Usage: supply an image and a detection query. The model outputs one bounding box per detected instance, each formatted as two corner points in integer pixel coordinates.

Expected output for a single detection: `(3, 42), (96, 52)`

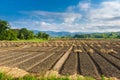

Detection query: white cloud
(89, 0), (120, 20)
(64, 13), (82, 23)
(10, 0), (120, 32)
(20, 10), (82, 24)
(86, 0), (120, 32)
(78, 2), (90, 11)
(67, 6), (75, 12)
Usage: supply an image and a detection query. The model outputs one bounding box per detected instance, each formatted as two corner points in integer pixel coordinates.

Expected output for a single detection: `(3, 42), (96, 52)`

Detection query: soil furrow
(28, 47), (68, 73)
(26, 52), (56, 71)
(89, 48), (120, 78)
(0, 52), (28, 62)
(11, 52), (45, 67)
(109, 54), (120, 60)
(92, 46), (120, 70)
(78, 45), (101, 79)
(0, 52), (37, 65)
(60, 46), (77, 75)
(77, 52), (81, 74)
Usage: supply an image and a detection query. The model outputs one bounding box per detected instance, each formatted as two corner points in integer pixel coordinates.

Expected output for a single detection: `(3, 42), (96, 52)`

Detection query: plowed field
(0, 40), (120, 79)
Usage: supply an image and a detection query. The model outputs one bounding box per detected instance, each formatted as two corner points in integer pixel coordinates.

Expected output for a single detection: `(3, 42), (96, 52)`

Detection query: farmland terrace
(0, 40), (120, 79)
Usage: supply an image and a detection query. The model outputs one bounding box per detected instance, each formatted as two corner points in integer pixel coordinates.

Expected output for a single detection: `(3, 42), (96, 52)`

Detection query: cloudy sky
(0, 0), (120, 32)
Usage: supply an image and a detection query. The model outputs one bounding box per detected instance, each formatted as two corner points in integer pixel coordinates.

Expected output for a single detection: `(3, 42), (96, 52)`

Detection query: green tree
(0, 20), (18, 40)
(44, 33), (49, 40)
(37, 32), (49, 40)
(0, 20), (10, 33)
(42, 33), (49, 39)
(37, 32), (43, 38)
(18, 28), (34, 40)
(8, 30), (17, 40)
(26, 31), (34, 39)
(110, 33), (118, 39)
(1, 30), (17, 40)
(117, 34), (120, 38)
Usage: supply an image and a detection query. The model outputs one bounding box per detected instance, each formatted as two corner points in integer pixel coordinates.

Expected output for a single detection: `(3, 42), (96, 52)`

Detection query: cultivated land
(0, 39), (120, 79)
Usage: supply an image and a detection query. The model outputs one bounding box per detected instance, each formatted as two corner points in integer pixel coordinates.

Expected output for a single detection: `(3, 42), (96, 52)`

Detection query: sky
(0, 0), (120, 32)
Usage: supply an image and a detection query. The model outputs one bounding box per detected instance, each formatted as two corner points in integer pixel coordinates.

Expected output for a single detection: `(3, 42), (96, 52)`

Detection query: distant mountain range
(33, 30), (91, 37)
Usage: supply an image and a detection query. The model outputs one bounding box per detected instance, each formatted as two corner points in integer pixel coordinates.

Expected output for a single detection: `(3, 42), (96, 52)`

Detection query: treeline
(0, 20), (49, 40)
(73, 32), (120, 39)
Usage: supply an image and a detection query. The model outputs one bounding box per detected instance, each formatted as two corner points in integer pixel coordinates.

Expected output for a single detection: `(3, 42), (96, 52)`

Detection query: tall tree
(37, 32), (43, 38)
(0, 20), (11, 40)
(18, 28), (34, 40)
(0, 20), (10, 33)
(37, 32), (49, 40)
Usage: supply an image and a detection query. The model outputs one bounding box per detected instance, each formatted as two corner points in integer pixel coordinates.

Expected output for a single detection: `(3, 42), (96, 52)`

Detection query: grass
(0, 72), (13, 80)
(0, 73), (70, 80)
(0, 72), (116, 80)
(2, 39), (48, 42)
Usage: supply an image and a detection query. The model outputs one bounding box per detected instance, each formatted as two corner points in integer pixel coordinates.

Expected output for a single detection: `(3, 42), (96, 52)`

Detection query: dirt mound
(0, 66), (29, 78)
(100, 49), (118, 54)
(45, 70), (59, 77)
(107, 49), (118, 54)
(87, 48), (94, 54)
(74, 49), (82, 53)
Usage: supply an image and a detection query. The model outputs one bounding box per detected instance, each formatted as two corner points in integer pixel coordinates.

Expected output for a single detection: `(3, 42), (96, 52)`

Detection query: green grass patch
(0, 72), (117, 80)
(76, 76), (96, 80)
(0, 72), (13, 80)
(3, 39), (48, 42)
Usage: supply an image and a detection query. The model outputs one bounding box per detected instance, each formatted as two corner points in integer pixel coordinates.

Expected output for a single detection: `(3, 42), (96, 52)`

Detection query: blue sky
(0, 0), (120, 32)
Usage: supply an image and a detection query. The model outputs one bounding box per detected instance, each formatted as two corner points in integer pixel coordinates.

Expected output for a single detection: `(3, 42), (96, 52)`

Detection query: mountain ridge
(33, 30), (91, 37)
(33, 30), (120, 37)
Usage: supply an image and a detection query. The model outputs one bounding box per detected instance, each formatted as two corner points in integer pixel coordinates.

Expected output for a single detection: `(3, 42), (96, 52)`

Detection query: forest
(73, 32), (120, 39)
(0, 20), (49, 40)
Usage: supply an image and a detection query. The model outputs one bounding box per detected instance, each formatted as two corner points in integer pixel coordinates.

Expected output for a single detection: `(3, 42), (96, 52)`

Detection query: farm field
(0, 40), (120, 79)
